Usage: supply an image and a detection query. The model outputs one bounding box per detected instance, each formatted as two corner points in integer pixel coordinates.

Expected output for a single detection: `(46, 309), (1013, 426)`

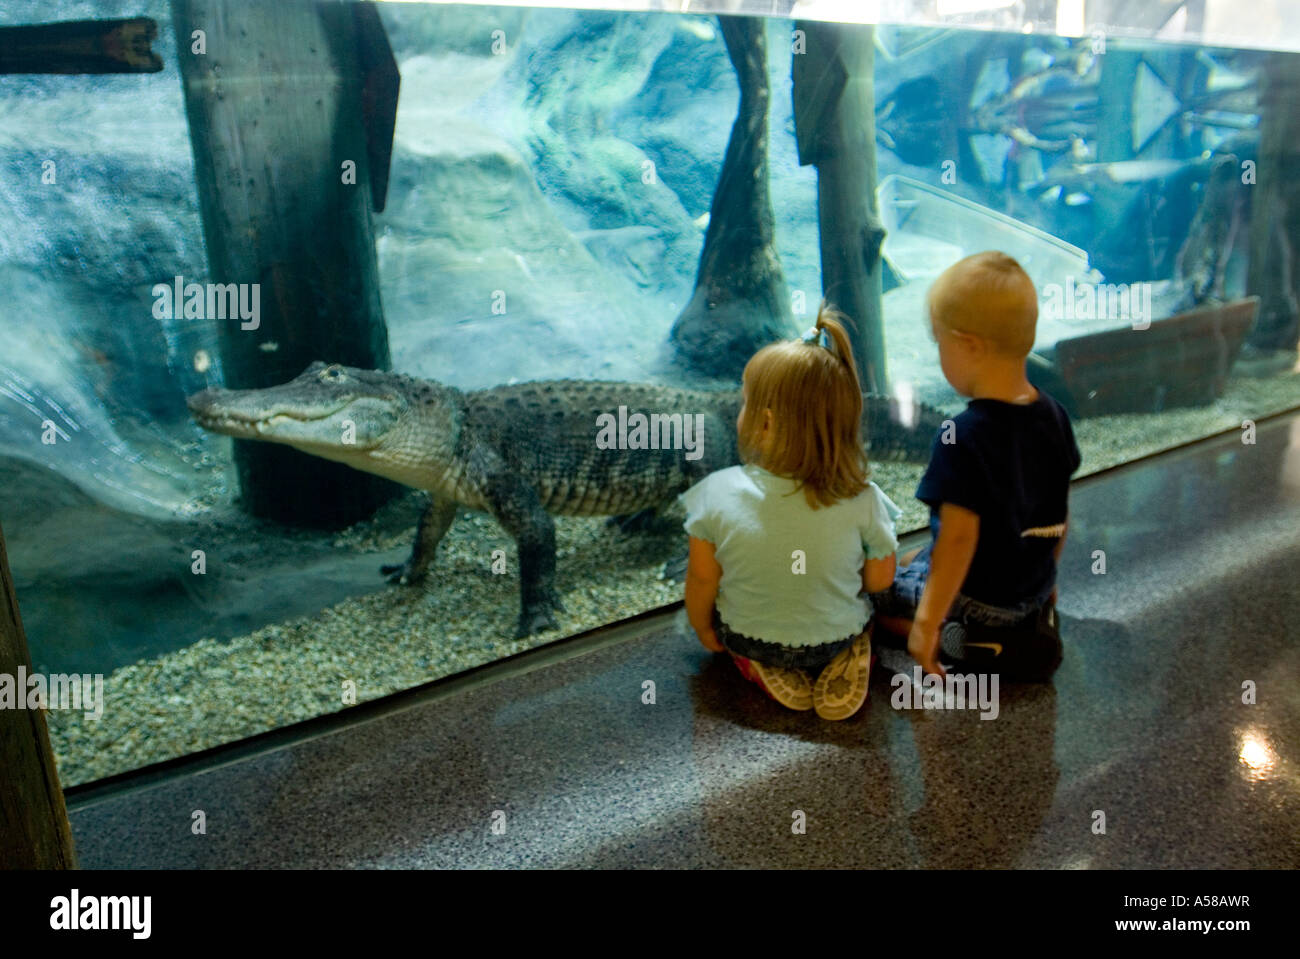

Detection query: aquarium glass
(2, 0), (1298, 785)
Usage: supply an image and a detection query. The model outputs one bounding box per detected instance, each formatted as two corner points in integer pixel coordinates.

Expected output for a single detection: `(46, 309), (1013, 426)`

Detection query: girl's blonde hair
(737, 303), (869, 509)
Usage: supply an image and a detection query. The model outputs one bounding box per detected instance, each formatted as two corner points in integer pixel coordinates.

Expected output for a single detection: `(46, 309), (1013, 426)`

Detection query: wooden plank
(0, 17), (162, 74)
(1054, 297), (1257, 417)
(0, 519), (77, 869)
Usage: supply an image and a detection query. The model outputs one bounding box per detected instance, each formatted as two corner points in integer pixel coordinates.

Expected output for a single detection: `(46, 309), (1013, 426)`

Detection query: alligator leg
(381, 494), (458, 584)
(468, 446), (565, 638)
(661, 550), (689, 584)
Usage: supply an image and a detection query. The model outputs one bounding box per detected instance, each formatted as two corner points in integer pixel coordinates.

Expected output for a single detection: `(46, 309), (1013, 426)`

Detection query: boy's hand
(908, 619), (946, 677)
(698, 628), (726, 653)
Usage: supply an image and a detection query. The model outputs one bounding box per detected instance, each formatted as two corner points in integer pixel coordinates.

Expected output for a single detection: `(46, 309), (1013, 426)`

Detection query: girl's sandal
(813, 627), (873, 720)
(731, 655), (814, 711)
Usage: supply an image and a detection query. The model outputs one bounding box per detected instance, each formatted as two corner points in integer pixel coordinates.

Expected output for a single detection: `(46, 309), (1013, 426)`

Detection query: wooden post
(1245, 52), (1300, 352)
(792, 21), (887, 394)
(0, 520), (77, 869)
(171, 0), (398, 528)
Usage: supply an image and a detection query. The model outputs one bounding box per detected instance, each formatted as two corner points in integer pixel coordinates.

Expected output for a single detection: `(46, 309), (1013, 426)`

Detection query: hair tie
(800, 325), (832, 351)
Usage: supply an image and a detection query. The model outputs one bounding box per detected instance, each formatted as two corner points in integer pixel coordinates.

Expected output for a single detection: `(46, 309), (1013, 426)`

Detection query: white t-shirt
(679, 464), (901, 647)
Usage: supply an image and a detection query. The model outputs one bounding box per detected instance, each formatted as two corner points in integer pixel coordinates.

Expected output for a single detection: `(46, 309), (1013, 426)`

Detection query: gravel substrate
(45, 370), (1300, 786)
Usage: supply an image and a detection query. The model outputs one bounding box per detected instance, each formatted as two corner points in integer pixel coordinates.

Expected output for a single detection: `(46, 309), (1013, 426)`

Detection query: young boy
(872, 251), (1081, 681)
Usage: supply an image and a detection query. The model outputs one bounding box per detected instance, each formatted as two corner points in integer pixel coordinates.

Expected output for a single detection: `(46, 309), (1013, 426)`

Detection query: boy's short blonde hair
(927, 251), (1038, 357)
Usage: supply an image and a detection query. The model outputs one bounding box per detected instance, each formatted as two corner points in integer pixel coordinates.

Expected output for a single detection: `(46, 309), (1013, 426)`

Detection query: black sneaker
(939, 620), (1006, 669)
(939, 604), (1063, 682)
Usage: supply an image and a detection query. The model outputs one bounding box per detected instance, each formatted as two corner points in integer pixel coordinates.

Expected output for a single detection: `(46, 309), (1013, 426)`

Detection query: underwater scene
(2, 0), (1298, 786)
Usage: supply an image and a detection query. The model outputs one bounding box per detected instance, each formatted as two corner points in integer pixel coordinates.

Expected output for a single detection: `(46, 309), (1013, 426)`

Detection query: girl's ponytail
(811, 302), (862, 398)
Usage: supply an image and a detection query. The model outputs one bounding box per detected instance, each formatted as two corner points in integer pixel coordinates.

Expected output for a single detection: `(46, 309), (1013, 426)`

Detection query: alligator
(188, 363), (945, 637)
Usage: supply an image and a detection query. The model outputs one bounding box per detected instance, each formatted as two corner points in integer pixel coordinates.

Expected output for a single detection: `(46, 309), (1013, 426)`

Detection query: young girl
(680, 305), (901, 720)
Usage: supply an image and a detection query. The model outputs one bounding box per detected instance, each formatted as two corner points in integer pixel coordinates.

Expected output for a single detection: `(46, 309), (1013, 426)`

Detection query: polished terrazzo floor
(67, 413), (1300, 868)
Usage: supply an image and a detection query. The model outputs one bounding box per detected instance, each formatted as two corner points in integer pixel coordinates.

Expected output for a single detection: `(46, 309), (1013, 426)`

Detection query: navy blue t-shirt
(916, 389), (1081, 606)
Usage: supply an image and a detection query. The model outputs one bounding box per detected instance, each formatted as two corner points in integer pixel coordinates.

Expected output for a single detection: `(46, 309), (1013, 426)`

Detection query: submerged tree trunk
(1245, 51), (1300, 352)
(0, 521), (77, 869)
(172, 0), (398, 527)
(670, 15), (793, 380)
(792, 21), (887, 394)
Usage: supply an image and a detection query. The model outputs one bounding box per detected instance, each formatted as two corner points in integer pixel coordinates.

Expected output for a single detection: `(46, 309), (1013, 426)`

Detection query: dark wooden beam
(792, 21), (887, 394)
(0, 520), (78, 869)
(353, 1), (399, 214)
(0, 17), (162, 74)
(172, 0), (398, 528)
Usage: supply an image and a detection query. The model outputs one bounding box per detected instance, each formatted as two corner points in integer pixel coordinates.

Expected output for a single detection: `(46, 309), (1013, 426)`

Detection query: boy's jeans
(868, 542), (1062, 680)
(868, 542), (1046, 629)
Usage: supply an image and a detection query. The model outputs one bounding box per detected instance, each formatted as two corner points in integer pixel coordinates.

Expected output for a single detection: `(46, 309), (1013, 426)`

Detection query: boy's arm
(1050, 516), (1068, 604)
(684, 535), (725, 652)
(909, 502), (980, 675)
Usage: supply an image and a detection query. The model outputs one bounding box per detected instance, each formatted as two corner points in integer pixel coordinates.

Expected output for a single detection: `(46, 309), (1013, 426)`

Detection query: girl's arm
(862, 554), (896, 594)
(685, 535), (725, 652)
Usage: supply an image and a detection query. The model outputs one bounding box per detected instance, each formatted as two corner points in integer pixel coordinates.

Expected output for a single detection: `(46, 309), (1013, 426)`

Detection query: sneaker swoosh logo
(965, 641), (1003, 655)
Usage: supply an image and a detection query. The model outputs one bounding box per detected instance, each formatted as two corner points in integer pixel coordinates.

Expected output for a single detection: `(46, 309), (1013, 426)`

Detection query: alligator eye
(320, 365), (344, 381)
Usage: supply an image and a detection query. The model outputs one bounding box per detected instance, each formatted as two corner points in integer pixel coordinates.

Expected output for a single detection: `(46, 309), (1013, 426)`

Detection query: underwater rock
(515, 10), (706, 303)
(670, 15), (794, 379)
(0, 285), (211, 522)
(377, 11), (705, 389)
